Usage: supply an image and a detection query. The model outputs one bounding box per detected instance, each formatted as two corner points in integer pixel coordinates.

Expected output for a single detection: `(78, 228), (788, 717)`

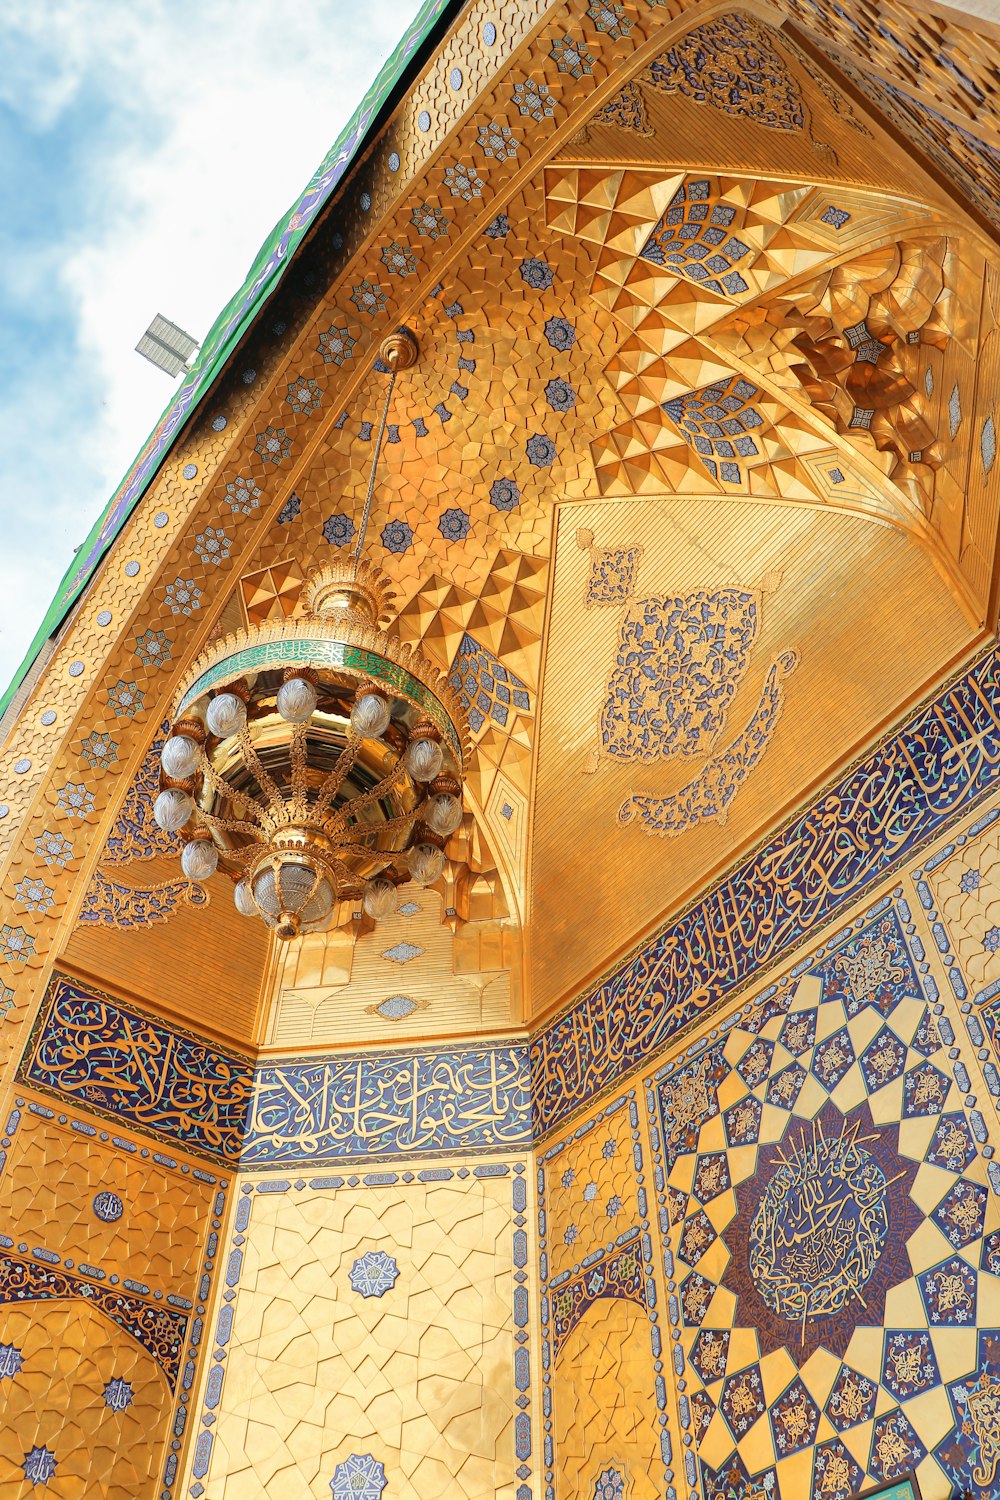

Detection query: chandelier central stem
(354, 355), (398, 566)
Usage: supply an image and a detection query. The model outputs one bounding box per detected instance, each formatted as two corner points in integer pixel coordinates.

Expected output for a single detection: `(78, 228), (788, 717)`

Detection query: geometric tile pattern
(448, 632), (532, 734)
(662, 374), (765, 485)
(640, 177), (751, 299)
(652, 902), (997, 1498)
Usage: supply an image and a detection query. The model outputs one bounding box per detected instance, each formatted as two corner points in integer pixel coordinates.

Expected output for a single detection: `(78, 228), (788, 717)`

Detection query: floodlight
(135, 315), (200, 378)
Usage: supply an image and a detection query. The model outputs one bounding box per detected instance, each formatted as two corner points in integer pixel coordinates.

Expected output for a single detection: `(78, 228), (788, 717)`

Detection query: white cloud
(0, 0), (423, 690)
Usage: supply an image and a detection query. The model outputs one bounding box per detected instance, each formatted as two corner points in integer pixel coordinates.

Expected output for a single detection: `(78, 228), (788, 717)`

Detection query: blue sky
(0, 0), (422, 692)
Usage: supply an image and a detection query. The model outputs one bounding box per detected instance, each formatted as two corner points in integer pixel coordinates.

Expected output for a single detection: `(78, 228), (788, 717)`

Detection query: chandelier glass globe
(405, 734), (444, 783)
(154, 788), (193, 831)
(161, 734), (202, 780)
(276, 676), (319, 723)
(350, 691), (392, 738)
(206, 692), (247, 738)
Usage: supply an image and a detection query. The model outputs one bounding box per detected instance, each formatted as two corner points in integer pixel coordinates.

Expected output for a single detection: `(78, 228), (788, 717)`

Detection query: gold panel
(0, 1105), (215, 1298)
(264, 888), (517, 1047)
(528, 496), (972, 1020)
(189, 1166), (528, 1499)
(61, 859), (269, 1047)
(552, 1300), (660, 1500)
(0, 1299), (172, 1498)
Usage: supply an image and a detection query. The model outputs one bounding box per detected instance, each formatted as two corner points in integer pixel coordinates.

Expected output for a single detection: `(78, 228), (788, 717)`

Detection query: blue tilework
(0, 1251), (187, 1386)
(448, 634), (531, 733)
(531, 650), (1000, 1137)
(243, 1045), (531, 1164)
(20, 974), (252, 1164)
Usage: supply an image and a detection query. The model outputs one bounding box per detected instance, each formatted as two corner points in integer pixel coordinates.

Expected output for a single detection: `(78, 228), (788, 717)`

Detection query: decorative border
(532, 647), (1000, 1139)
(537, 1092), (671, 1500)
(0, 1250), (188, 1387)
(177, 637), (461, 754)
(18, 975), (254, 1166)
(244, 1043), (531, 1164)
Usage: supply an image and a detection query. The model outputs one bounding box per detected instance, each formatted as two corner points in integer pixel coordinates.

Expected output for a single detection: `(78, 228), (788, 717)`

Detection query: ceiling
(35, 1), (1000, 1048)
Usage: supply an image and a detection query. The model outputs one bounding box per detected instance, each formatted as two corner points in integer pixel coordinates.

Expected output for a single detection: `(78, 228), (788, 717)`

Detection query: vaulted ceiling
(7, 0), (997, 1052)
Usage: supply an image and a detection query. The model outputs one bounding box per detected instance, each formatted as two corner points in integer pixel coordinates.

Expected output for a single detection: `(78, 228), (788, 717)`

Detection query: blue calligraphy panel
(21, 975), (253, 1164)
(532, 649), (1000, 1137)
(243, 1044), (531, 1164)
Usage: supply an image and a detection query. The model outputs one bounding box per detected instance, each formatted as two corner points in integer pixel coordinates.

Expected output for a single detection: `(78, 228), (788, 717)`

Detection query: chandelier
(153, 331), (470, 939)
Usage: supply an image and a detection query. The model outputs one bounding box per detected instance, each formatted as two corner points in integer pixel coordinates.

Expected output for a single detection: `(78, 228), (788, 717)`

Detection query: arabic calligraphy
(722, 1099), (920, 1361)
(619, 651), (797, 835)
(533, 649), (1000, 1136)
(243, 1045), (531, 1164)
(749, 1117), (889, 1330)
(21, 974), (252, 1164)
(964, 1372), (1000, 1486)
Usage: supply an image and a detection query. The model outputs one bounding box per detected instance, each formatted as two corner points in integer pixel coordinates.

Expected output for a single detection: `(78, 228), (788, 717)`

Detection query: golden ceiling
(3, 0), (998, 1055)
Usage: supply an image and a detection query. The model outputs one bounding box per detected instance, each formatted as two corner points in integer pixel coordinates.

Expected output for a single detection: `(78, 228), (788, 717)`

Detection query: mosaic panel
(541, 1096), (641, 1280)
(0, 1298), (173, 1500)
(0, 1105), (215, 1299)
(244, 1043), (530, 1164)
(19, 974), (253, 1164)
(187, 1165), (528, 1499)
(649, 899), (999, 1500)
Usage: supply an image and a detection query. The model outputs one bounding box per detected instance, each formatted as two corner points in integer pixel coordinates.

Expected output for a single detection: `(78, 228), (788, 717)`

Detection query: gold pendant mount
(379, 328), (419, 371)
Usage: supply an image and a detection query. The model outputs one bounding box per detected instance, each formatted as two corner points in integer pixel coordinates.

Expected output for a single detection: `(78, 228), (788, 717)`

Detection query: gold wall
(187, 1163), (534, 1499)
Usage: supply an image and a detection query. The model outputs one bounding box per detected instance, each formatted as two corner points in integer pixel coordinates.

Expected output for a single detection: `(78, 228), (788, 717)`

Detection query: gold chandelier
(153, 331), (470, 939)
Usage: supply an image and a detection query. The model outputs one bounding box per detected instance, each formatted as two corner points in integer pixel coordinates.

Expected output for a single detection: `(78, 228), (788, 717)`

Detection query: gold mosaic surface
(193, 1167), (528, 1499)
(0, 1106), (214, 1298)
(529, 496), (969, 1015)
(0, 0), (994, 1059)
(0, 3), (996, 1499)
(0, 1299), (172, 1499)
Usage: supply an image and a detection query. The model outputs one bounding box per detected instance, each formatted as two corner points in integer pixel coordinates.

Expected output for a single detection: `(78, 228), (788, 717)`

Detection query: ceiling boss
(153, 330), (470, 940)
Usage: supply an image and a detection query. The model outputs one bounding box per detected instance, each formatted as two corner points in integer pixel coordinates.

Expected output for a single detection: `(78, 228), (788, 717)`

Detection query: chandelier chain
(354, 363), (398, 566)
(314, 732), (362, 815)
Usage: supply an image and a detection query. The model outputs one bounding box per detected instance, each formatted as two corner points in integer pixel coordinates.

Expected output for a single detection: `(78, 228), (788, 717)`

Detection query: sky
(0, 0), (424, 694)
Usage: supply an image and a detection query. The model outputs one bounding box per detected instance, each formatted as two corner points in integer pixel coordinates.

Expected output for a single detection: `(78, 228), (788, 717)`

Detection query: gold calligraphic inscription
(825, 1042), (847, 1071)
(831, 1376), (867, 1425)
(936, 1271), (974, 1315)
(914, 1071), (945, 1109)
(665, 1059), (715, 1139)
(817, 1452), (852, 1494)
(728, 1103), (757, 1139)
(697, 1334), (726, 1380)
(749, 1118), (893, 1333)
(771, 1071), (799, 1104)
(889, 1344), (928, 1390)
(867, 1040), (899, 1084)
(682, 1280), (712, 1323)
(684, 1219), (713, 1258)
(875, 1423), (913, 1475)
(699, 1160), (726, 1197)
(778, 1396), (813, 1447)
(783, 1017), (811, 1052)
(937, 1122), (972, 1168)
(946, 1185), (984, 1239)
(727, 1379), (759, 1421)
(965, 1374), (1000, 1486)
(834, 936), (905, 1004)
